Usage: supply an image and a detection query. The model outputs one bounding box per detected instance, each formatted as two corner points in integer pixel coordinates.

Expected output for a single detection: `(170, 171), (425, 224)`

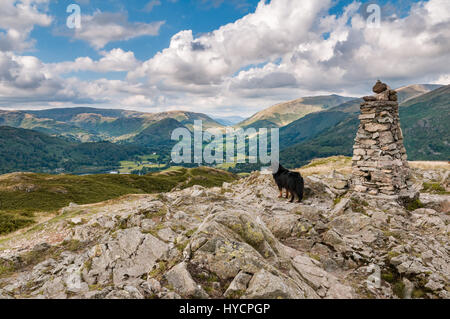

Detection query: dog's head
(271, 162), (287, 175)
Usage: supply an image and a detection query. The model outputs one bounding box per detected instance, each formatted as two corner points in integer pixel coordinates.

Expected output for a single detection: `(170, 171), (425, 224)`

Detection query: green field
(119, 154), (163, 173)
(0, 167), (238, 235)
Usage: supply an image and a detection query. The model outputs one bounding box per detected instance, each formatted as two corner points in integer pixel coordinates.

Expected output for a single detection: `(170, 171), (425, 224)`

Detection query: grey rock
(165, 262), (209, 299)
(113, 232), (170, 285)
(243, 269), (304, 299)
(141, 279), (162, 297)
(157, 228), (177, 242)
(224, 271), (253, 298)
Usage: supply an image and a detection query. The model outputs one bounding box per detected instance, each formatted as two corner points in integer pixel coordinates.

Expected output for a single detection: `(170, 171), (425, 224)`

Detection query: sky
(0, 0), (449, 117)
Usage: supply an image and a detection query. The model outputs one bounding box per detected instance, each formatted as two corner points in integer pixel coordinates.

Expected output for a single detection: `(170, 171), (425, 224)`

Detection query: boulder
(165, 262), (209, 299)
(224, 271), (253, 298)
(243, 269), (303, 299)
(373, 80), (387, 93)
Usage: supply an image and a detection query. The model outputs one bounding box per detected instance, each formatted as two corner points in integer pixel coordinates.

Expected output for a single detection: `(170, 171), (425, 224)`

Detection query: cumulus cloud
(129, 0), (331, 86)
(0, 0), (52, 52)
(48, 48), (140, 74)
(0, 52), (51, 90)
(0, 51), (128, 107)
(72, 11), (165, 49)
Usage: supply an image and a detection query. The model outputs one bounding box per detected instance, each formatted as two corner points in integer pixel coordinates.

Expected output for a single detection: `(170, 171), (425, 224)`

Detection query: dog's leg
(296, 183), (304, 203)
(278, 187), (283, 198)
(285, 190), (289, 198)
(289, 193), (295, 203)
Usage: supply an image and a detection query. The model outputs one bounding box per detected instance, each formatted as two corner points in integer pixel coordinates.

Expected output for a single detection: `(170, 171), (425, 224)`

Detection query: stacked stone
(351, 81), (410, 195)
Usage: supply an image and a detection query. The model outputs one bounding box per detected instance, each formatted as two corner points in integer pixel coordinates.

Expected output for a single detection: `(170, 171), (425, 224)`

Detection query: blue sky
(30, 0), (261, 64)
(0, 0), (448, 116)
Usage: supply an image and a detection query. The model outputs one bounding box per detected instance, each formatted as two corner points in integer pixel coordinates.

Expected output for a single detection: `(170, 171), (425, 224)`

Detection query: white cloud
(48, 48), (140, 74)
(129, 0), (331, 86)
(0, 0), (52, 52)
(0, 51), (108, 106)
(122, 95), (154, 107)
(72, 11), (165, 50)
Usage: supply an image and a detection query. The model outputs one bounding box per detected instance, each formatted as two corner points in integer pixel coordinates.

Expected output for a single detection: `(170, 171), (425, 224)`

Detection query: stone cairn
(351, 80), (410, 196)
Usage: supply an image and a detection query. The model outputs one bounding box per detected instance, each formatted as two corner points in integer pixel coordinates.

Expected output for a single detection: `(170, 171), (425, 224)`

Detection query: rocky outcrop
(0, 165), (448, 299)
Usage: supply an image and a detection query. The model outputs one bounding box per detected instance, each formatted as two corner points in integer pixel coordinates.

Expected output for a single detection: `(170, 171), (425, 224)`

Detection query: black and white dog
(272, 164), (304, 203)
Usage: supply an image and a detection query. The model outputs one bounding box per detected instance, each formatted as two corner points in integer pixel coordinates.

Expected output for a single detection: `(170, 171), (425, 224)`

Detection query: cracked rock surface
(0, 166), (448, 299)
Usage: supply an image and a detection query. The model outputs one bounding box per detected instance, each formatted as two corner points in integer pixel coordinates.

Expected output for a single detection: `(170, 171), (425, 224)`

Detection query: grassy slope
(128, 118), (186, 146)
(281, 116), (359, 168)
(279, 110), (354, 148)
(0, 167), (237, 235)
(0, 126), (146, 174)
(400, 85), (450, 160)
(238, 95), (354, 128)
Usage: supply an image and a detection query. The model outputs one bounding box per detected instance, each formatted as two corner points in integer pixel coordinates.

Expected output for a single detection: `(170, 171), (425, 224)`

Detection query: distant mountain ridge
(238, 94), (355, 128)
(396, 84), (442, 104)
(0, 108), (223, 142)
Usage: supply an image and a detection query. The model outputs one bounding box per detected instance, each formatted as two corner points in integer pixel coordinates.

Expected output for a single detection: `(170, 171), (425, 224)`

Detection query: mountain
(142, 111), (222, 131)
(280, 84), (449, 167)
(238, 94), (355, 128)
(126, 118), (188, 148)
(279, 105), (359, 148)
(396, 84), (442, 104)
(0, 126), (145, 174)
(214, 116), (246, 126)
(27, 107), (135, 122)
(0, 108), (223, 142)
(0, 110), (97, 142)
(399, 85), (450, 160)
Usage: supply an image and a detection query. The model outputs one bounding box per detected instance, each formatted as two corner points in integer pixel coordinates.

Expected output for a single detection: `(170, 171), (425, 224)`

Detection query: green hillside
(400, 85), (450, 160)
(0, 126), (145, 174)
(0, 167), (238, 235)
(129, 118), (187, 146)
(396, 84), (442, 104)
(281, 116), (358, 167)
(0, 111), (97, 142)
(238, 95), (355, 128)
(279, 110), (353, 148)
(0, 108), (223, 142)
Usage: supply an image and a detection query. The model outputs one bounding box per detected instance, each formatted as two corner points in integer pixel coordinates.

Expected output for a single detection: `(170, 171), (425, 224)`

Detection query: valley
(0, 84), (448, 176)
